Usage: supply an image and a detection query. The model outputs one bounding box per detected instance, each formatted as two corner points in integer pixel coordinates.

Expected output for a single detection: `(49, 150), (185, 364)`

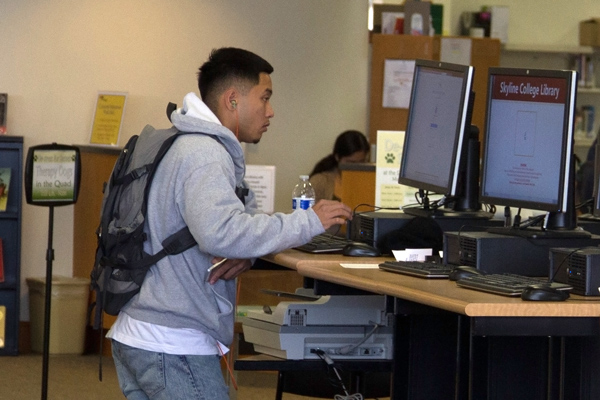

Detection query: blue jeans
(111, 340), (229, 400)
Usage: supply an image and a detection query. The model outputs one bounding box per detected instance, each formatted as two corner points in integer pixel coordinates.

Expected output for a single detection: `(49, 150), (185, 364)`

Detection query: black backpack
(90, 124), (200, 331)
(90, 120), (249, 379)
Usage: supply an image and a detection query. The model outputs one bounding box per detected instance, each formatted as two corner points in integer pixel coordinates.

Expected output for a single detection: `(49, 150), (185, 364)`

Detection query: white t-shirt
(107, 313), (228, 356)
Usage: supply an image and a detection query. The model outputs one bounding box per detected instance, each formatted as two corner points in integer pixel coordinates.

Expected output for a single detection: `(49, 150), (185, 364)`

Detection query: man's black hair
(198, 47), (274, 112)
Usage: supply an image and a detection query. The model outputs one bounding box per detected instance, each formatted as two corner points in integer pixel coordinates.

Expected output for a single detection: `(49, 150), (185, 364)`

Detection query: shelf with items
(502, 43), (595, 55)
(0, 135), (23, 355)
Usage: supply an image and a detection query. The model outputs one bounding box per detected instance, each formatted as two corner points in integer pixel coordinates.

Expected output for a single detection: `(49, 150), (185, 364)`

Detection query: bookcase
(0, 136), (23, 355)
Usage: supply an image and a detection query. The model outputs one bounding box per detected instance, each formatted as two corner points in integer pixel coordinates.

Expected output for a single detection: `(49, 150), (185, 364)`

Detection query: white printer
(242, 290), (393, 360)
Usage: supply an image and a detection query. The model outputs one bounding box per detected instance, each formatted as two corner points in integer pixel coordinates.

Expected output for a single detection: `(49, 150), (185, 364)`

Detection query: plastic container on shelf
(26, 275), (90, 354)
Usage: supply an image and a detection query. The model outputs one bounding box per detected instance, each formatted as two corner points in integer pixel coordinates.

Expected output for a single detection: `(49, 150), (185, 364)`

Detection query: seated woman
(309, 130), (370, 201)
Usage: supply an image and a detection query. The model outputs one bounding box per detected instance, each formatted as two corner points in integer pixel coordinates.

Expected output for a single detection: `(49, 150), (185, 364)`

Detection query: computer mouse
(521, 284), (570, 302)
(342, 242), (381, 257)
(449, 265), (483, 281)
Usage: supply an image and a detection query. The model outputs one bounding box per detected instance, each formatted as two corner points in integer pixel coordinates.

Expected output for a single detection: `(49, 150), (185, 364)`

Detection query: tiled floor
(0, 354), (381, 399)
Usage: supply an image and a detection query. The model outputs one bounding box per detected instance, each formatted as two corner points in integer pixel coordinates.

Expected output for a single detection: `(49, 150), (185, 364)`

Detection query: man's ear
(224, 89), (238, 111)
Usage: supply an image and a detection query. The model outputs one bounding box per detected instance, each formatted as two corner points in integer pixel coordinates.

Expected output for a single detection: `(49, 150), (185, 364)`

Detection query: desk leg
(547, 337), (564, 400)
(392, 310), (459, 400)
(471, 335), (551, 400)
(455, 315), (470, 400)
(469, 333), (487, 400)
(567, 335), (600, 400)
(275, 371), (284, 400)
(390, 314), (409, 400)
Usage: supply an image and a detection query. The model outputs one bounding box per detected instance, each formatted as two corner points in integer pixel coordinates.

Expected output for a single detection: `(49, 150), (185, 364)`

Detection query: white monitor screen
(480, 68), (577, 212)
(398, 60), (474, 196)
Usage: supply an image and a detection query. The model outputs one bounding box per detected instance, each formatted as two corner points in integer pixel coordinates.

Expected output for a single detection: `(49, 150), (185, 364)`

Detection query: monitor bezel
(479, 67), (577, 213)
(397, 59), (475, 197)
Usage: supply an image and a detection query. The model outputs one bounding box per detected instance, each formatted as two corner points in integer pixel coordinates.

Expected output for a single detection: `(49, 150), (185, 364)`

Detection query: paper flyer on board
(440, 38), (472, 66)
(375, 131), (414, 208)
(382, 59), (415, 109)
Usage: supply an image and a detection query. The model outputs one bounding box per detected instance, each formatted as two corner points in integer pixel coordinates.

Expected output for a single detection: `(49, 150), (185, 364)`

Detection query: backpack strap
(236, 187), (249, 205)
(113, 164), (151, 187)
(102, 226), (197, 271)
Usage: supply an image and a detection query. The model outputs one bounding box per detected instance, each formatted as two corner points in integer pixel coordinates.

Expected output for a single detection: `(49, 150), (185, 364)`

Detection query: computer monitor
(398, 59), (488, 218)
(479, 67), (586, 237)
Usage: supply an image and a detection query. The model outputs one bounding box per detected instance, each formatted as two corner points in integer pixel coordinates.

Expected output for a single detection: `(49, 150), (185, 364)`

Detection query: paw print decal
(385, 153), (396, 164)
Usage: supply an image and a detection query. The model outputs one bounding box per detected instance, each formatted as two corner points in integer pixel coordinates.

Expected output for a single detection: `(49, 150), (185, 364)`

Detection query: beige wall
(1, 1), (369, 320)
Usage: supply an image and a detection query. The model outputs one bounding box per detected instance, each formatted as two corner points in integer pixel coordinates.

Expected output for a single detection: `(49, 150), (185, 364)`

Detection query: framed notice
(24, 144), (81, 206)
(245, 165), (276, 214)
(89, 91), (128, 146)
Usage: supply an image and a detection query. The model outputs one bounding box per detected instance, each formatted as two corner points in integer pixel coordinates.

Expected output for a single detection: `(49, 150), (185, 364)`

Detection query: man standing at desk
(107, 47), (352, 400)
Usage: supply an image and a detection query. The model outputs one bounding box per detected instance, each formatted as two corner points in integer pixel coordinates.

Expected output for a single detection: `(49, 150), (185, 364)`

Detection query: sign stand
(24, 143), (81, 400)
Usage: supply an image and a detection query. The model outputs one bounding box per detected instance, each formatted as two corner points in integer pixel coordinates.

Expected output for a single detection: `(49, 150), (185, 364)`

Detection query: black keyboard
(455, 273), (573, 297)
(294, 234), (351, 254)
(379, 260), (453, 278)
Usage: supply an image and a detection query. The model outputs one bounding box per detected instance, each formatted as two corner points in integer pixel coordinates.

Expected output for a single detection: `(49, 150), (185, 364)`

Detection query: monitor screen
(480, 68), (577, 214)
(398, 59), (474, 197)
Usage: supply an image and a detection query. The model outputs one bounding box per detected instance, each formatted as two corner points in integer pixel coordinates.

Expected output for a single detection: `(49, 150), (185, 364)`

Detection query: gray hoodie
(121, 93), (325, 345)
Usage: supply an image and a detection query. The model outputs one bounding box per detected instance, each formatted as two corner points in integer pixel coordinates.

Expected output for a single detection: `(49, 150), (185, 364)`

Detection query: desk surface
(262, 250), (600, 318)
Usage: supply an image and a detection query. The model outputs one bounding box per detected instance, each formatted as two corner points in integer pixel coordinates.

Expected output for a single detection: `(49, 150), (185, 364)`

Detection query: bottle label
(292, 197), (315, 210)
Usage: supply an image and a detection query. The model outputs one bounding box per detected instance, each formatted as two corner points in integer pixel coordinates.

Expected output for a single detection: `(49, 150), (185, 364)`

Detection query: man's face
(237, 72), (274, 144)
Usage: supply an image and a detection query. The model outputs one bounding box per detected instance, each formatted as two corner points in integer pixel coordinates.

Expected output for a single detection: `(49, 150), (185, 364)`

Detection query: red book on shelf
(0, 238), (4, 283)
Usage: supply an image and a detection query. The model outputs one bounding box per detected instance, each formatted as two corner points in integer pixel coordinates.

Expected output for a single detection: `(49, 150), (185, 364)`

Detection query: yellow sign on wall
(89, 92), (127, 146)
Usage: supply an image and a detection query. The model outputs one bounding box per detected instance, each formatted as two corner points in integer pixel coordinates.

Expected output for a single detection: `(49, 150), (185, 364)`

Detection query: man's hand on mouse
(312, 200), (353, 230)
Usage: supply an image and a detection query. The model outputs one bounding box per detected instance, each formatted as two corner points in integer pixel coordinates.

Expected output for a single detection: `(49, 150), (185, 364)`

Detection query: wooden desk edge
(261, 250), (600, 318)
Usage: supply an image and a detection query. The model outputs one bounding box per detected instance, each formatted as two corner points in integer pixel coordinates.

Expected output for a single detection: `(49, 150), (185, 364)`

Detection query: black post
(41, 206), (55, 400)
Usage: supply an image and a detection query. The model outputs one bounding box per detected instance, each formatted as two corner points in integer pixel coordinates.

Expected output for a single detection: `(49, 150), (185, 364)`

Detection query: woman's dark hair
(310, 130), (369, 177)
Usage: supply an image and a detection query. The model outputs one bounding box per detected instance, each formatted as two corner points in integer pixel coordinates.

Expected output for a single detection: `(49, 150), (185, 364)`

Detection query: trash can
(26, 275), (90, 354)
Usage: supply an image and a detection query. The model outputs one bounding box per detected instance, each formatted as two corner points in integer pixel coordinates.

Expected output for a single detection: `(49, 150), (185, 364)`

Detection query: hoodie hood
(170, 92), (245, 183)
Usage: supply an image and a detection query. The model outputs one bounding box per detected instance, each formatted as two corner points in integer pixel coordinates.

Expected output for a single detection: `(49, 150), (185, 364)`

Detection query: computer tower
(349, 210), (503, 248)
(443, 230), (600, 277)
(349, 211), (413, 247)
(549, 247), (600, 296)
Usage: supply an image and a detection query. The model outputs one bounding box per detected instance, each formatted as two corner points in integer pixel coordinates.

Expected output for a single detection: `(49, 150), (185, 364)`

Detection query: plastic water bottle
(292, 175), (315, 210)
